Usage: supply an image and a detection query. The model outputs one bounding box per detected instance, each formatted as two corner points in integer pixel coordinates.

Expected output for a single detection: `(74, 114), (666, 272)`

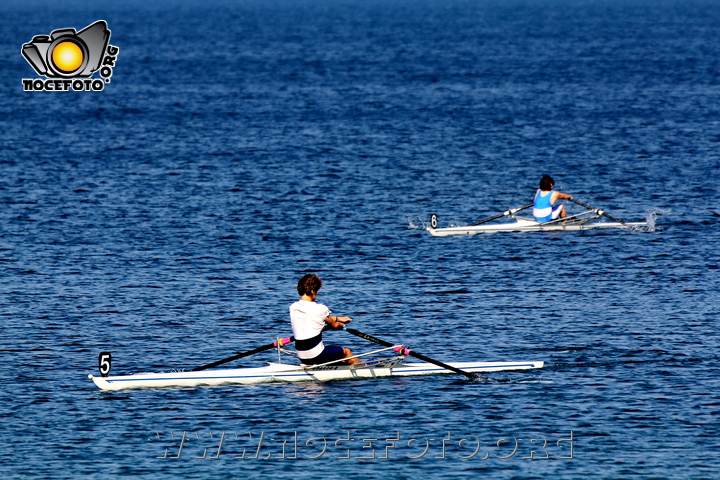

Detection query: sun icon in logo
(51, 41), (85, 73)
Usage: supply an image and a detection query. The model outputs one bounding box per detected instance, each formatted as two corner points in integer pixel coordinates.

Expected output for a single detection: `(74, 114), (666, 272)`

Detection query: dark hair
(539, 175), (555, 191)
(297, 273), (322, 296)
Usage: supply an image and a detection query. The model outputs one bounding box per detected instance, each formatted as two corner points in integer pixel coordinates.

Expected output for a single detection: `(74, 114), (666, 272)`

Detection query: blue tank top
(533, 190), (554, 222)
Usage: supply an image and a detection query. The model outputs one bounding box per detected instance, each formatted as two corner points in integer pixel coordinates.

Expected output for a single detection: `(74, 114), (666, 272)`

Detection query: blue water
(2, 0), (719, 478)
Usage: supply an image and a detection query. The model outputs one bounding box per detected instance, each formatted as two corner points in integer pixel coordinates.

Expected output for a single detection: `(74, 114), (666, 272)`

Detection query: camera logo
(21, 20), (120, 92)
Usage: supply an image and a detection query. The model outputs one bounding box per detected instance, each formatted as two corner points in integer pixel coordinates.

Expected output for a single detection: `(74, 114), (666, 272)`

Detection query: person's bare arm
(551, 191), (573, 202)
(325, 315), (352, 330)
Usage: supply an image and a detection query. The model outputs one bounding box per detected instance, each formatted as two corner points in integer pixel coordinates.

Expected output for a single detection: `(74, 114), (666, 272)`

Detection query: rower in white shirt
(289, 273), (362, 365)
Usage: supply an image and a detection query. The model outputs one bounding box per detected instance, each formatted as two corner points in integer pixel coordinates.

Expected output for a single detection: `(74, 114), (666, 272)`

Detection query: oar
(568, 198), (639, 231)
(191, 336), (294, 371)
(469, 204), (533, 226)
(343, 328), (478, 381)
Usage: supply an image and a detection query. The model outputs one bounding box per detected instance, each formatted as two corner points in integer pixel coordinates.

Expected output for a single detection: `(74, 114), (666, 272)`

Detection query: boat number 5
(98, 352), (112, 377)
(430, 214), (438, 229)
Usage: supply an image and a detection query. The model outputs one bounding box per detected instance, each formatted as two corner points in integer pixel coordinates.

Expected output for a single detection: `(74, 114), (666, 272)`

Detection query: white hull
(428, 217), (646, 236)
(89, 360), (544, 391)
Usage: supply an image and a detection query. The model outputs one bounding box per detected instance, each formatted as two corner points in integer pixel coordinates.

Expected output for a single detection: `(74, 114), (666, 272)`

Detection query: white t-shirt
(289, 300), (331, 359)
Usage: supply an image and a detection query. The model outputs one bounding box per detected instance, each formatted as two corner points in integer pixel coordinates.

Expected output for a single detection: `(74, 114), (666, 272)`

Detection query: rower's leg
(343, 348), (363, 365)
(560, 205), (567, 218)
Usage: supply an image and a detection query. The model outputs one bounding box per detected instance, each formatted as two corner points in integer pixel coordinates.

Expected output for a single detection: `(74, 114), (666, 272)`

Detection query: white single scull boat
(89, 340), (544, 391)
(428, 215), (647, 236)
(89, 358), (544, 391)
(427, 199), (649, 237)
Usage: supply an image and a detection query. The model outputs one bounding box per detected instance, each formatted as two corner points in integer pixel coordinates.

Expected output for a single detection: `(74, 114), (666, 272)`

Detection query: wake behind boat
(89, 331), (544, 391)
(427, 199), (650, 237)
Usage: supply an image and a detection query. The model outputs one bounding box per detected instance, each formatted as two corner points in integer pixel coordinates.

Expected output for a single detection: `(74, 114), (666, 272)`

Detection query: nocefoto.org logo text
(21, 20), (120, 92)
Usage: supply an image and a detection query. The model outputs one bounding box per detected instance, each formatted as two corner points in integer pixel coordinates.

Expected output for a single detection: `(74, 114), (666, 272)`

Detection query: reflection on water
(284, 382), (328, 399)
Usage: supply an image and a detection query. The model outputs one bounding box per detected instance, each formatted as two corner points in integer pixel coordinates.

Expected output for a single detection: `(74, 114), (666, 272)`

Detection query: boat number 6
(430, 214), (438, 229)
(98, 352), (112, 377)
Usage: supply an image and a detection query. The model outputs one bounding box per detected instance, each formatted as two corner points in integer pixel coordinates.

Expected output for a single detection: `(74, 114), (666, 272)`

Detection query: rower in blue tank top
(533, 175), (573, 222)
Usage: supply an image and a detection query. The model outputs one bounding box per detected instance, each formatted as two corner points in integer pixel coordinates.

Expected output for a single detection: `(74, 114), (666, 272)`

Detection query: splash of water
(406, 215), (428, 230)
(644, 208), (669, 232)
(406, 215), (468, 230)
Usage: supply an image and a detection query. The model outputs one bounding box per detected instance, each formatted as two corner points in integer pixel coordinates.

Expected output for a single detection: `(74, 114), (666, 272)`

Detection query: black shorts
(300, 345), (345, 365)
